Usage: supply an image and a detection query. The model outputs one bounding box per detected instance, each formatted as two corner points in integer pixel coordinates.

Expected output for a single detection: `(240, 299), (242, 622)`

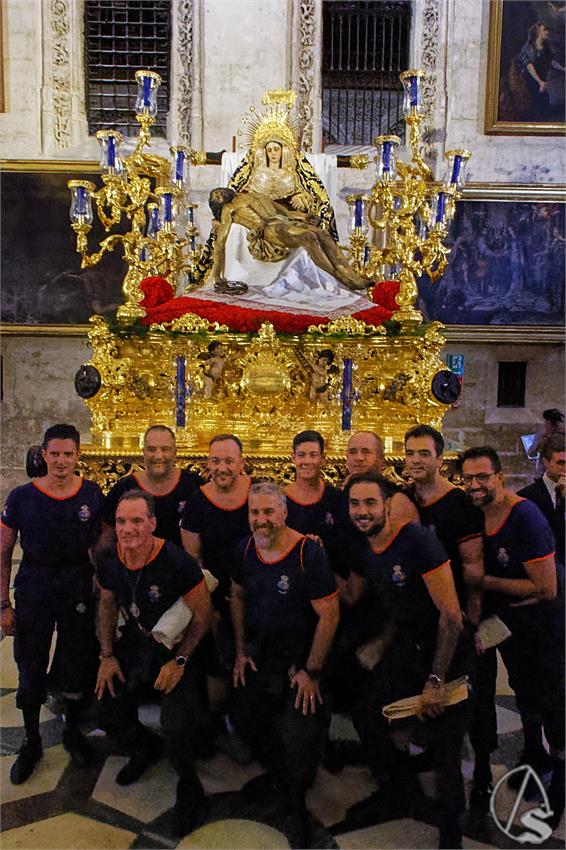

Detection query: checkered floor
(1, 633), (564, 850)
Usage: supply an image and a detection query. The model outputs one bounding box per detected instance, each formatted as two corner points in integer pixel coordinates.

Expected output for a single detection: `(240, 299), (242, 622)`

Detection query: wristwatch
(175, 655), (188, 667)
(427, 673), (444, 688)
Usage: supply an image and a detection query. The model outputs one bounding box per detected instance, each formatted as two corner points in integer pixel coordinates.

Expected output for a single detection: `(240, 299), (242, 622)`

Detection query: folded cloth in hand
(382, 675), (469, 720)
(151, 569), (219, 649)
(476, 614), (511, 650)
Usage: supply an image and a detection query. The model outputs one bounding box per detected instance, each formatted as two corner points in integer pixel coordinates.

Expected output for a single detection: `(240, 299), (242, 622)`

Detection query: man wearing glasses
(461, 447), (564, 830)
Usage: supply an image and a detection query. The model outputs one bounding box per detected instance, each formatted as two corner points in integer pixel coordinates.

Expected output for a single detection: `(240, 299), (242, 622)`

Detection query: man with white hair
(229, 481), (339, 842)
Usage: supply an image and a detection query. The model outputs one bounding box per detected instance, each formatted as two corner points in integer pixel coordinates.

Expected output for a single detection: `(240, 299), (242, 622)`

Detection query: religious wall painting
(417, 185), (565, 327)
(485, 0), (565, 135)
(0, 162), (125, 328)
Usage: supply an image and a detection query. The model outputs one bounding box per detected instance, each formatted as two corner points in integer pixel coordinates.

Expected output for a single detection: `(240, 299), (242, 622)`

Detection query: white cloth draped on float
(192, 151), (373, 315)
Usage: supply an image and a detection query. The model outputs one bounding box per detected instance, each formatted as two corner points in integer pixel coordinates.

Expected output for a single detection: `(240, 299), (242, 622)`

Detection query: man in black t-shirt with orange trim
(95, 490), (211, 837)
(101, 425), (201, 547)
(230, 481), (339, 841)
(1, 424), (104, 785)
(337, 471), (470, 850)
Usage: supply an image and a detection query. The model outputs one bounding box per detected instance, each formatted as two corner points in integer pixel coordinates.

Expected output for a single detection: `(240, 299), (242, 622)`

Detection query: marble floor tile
(0, 641), (19, 690)
(1, 745), (68, 803)
(197, 751), (264, 795)
(178, 818), (290, 849)
(0, 692), (55, 728)
(92, 755), (177, 822)
(0, 812), (136, 849)
(307, 764), (375, 828)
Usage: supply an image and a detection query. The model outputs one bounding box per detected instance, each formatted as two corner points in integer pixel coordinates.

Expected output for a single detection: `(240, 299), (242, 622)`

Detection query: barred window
(84, 0), (171, 137)
(322, 0), (411, 148)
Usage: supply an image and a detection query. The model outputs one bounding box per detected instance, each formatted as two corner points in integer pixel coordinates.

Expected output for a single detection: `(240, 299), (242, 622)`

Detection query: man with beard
(338, 470), (469, 850)
(95, 490), (211, 837)
(461, 447), (564, 830)
(102, 425), (201, 547)
(229, 482), (339, 843)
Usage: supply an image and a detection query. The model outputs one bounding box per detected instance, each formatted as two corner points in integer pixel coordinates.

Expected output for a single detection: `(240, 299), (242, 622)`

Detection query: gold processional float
(68, 69), (471, 487)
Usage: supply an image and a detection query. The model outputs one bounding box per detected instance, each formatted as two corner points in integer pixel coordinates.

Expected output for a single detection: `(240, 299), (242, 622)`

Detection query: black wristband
(0, 601), (12, 610)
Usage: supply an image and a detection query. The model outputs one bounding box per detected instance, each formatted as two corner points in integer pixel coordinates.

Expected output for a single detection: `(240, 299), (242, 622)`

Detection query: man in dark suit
(518, 434), (565, 568)
(515, 433), (565, 794)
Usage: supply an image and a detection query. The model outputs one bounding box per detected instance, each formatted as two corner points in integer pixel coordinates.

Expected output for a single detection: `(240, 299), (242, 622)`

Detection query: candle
(354, 199), (363, 228)
(76, 187), (86, 216)
(142, 75), (152, 108)
(341, 358), (353, 431)
(164, 193), (173, 223)
(175, 150), (185, 182)
(436, 192), (446, 224)
(107, 136), (115, 168)
(382, 141), (391, 173)
(450, 155), (462, 185)
(409, 76), (419, 107)
(363, 245), (370, 265)
(176, 356), (186, 427)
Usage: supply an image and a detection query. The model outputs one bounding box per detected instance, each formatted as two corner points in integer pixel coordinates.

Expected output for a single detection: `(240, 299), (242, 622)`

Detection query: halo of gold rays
(238, 89), (301, 154)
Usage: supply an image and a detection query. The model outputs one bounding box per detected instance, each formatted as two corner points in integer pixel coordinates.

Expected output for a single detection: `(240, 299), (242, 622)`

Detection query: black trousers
(351, 630), (472, 822)
(97, 630), (208, 776)
(230, 666), (329, 794)
(14, 564), (97, 710)
(498, 602), (565, 753)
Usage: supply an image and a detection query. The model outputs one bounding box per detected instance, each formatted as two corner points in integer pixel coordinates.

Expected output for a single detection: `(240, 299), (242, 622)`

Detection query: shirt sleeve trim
(524, 551), (555, 566)
(422, 559), (451, 578)
(181, 575), (206, 604)
(311, 589), (339, 603)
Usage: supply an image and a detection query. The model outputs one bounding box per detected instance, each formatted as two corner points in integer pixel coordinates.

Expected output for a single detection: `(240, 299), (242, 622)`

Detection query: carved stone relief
(46, 0), (73, 150)
(175, 0), (194, 146)
(292, 0), (322, 153)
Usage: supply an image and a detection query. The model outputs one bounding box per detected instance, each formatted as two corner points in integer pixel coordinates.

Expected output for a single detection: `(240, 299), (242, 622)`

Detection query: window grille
(497, 362), (527, 408)
(322, 0), (411, 147)
(84, 0), (171, 137)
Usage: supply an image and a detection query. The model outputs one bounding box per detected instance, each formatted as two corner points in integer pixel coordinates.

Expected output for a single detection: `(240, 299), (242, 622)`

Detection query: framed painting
(0, 160), (126, 331)
(485, 0), (565, 135)
(418, 183), (565, 329)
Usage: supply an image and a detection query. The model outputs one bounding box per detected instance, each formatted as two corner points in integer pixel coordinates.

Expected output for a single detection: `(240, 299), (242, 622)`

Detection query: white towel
(151, 570), (219, 650)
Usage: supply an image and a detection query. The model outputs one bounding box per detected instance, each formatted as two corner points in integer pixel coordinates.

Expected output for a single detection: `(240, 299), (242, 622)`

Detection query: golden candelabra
(346, 69), (471, 329)
(67, 70), (205, 323)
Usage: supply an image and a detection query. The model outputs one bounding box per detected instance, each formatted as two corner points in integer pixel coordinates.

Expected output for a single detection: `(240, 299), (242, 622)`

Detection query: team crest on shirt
(178, 501), (186, 514)
(148, 585), (161, 602)
(78, 504), (91, 521)
(497, 547), (510, 568)
(391, 564), (407, 587)
(324, 511), (335, 528)
(277, 575), (290, 595)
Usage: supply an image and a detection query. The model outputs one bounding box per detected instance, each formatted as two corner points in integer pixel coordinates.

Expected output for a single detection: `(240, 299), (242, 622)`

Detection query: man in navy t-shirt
(95, 489), (211, 837)
(462, 446), (564, 830)
(230, 481), (339, 843)
(1, 424), (104, 784)
(338, 470), (469, 850)
(101, 425), (201, 547)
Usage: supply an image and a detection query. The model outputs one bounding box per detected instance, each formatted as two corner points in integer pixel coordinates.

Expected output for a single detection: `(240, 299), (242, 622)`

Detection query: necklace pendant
(130, 602), (140, 619)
